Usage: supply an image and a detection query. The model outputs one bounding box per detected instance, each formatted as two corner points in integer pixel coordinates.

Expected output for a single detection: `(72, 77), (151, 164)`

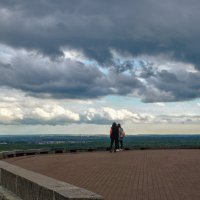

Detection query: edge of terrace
(0, 161), (103, 200)
(0, 148), (111, 159)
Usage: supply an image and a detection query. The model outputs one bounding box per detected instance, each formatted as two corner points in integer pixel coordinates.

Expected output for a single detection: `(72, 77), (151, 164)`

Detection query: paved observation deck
(5, 149), (200, 200)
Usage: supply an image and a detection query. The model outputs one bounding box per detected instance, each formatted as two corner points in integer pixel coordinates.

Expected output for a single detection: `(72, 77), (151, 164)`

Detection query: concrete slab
(0, 161), (103, 200)
(0, 152), (15, 159)
(14, 150), (24, 157)
(23, 149), (40, 155)
(6, 149), (200, 200)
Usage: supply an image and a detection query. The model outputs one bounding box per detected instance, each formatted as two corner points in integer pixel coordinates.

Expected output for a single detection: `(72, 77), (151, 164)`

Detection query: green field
(1, 134), (200, 152)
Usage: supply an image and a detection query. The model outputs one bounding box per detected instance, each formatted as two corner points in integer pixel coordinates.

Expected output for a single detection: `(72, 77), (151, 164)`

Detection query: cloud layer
(1, 45), (200, 103)
(0, 88), (199, 125)
(1, 0), (200, 66)
(1, 0), (200, 103)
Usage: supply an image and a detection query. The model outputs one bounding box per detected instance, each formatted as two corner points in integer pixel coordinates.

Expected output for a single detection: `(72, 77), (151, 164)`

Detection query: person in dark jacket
(110, 122), (119, 152)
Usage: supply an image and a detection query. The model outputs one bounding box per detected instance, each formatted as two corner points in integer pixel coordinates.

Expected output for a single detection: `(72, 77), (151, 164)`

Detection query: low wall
(0, 148), (105, 160)
(0, 161), (103, 200)
(0, 149), (50, 159)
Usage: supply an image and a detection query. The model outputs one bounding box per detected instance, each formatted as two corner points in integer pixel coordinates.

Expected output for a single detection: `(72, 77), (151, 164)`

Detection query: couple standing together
(110, 122), (125, 152)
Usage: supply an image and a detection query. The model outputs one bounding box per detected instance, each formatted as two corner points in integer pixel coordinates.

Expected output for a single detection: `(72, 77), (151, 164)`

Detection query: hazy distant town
(1, 134), (200, 152)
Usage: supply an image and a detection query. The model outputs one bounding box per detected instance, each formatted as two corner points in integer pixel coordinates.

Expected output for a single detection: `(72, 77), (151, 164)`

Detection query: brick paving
(6, 150), (200, 200)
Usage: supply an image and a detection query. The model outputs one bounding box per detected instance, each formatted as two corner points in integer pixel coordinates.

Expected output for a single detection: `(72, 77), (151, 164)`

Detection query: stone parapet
(0, 161), (103, 200)
(0, 186), (22, 200)
(0, 149), (51, 159)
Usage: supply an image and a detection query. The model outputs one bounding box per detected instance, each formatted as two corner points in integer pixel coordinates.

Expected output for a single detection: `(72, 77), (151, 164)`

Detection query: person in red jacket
(110, 122), (119, 152)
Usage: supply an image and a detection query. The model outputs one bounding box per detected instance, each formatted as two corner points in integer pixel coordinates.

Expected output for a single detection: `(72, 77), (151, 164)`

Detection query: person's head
(118, 123), (121, 128)
(112, 122), (117, 127)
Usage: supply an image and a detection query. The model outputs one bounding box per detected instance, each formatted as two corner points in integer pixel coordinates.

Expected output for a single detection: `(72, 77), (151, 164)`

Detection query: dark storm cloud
(111, 60), (135, 73)
(0, 52), (143, 99)
(108, 58), (200, 103)
(139, 68), (200, 102)
(1, 0), (200, 102)
(1, 50), (200, 102)
(0, 58), (108, 99)
(1, 0), (200, 66)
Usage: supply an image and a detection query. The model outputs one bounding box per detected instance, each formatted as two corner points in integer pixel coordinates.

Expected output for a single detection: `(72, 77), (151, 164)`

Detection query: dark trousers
(119, 140), (123, 149)
(110, 138), (119, 150)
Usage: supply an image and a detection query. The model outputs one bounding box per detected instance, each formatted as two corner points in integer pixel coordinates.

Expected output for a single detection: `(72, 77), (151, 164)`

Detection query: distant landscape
(1, 134), (200, 152)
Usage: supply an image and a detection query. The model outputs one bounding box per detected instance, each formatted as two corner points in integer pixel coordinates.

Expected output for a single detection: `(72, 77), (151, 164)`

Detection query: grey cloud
(0, 52), (142, 99)
(109, 72), (142, 95)
(0, 0), (200, 66)
(156, 114), (200, 124)
(111, 60), (135, 73)
(0, 60), (107, 99)
(1, 51), (200, 102)
(154, 70), (200, 101)
(18, 118), (76, 126)
(1, 0), (200, 102)
(107, 58), (200, 102)
(0, 62), (12, 69)
(140, 68), (200, 102)
(137, 62), (156, 79)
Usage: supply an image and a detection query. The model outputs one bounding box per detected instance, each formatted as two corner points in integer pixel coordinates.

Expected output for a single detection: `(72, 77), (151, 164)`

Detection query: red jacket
(110, 127), (119, 139)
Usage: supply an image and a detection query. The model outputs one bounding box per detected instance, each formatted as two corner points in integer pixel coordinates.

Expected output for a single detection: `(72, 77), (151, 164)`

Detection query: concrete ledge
(23, 149), (39, 155)
(50, 148), (65, 154)
(0, 148), (113, 160)
(0, 161), (103, 200)
(14, 151), (24, 157)
(0, 152), (15, 159)
(0, 149), (51, 159)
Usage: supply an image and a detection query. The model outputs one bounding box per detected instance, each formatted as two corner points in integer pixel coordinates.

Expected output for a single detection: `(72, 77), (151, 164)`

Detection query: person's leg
(119, 140), (122, 149)
(114, 138), (118, 151)
(121, 139), (123, 149)
(117, 138), (120, 149)
(110, 138), (114, 151)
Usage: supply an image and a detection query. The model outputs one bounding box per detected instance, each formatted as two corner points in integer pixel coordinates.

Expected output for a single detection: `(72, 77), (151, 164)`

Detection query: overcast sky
(0, 0), (200, 135)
